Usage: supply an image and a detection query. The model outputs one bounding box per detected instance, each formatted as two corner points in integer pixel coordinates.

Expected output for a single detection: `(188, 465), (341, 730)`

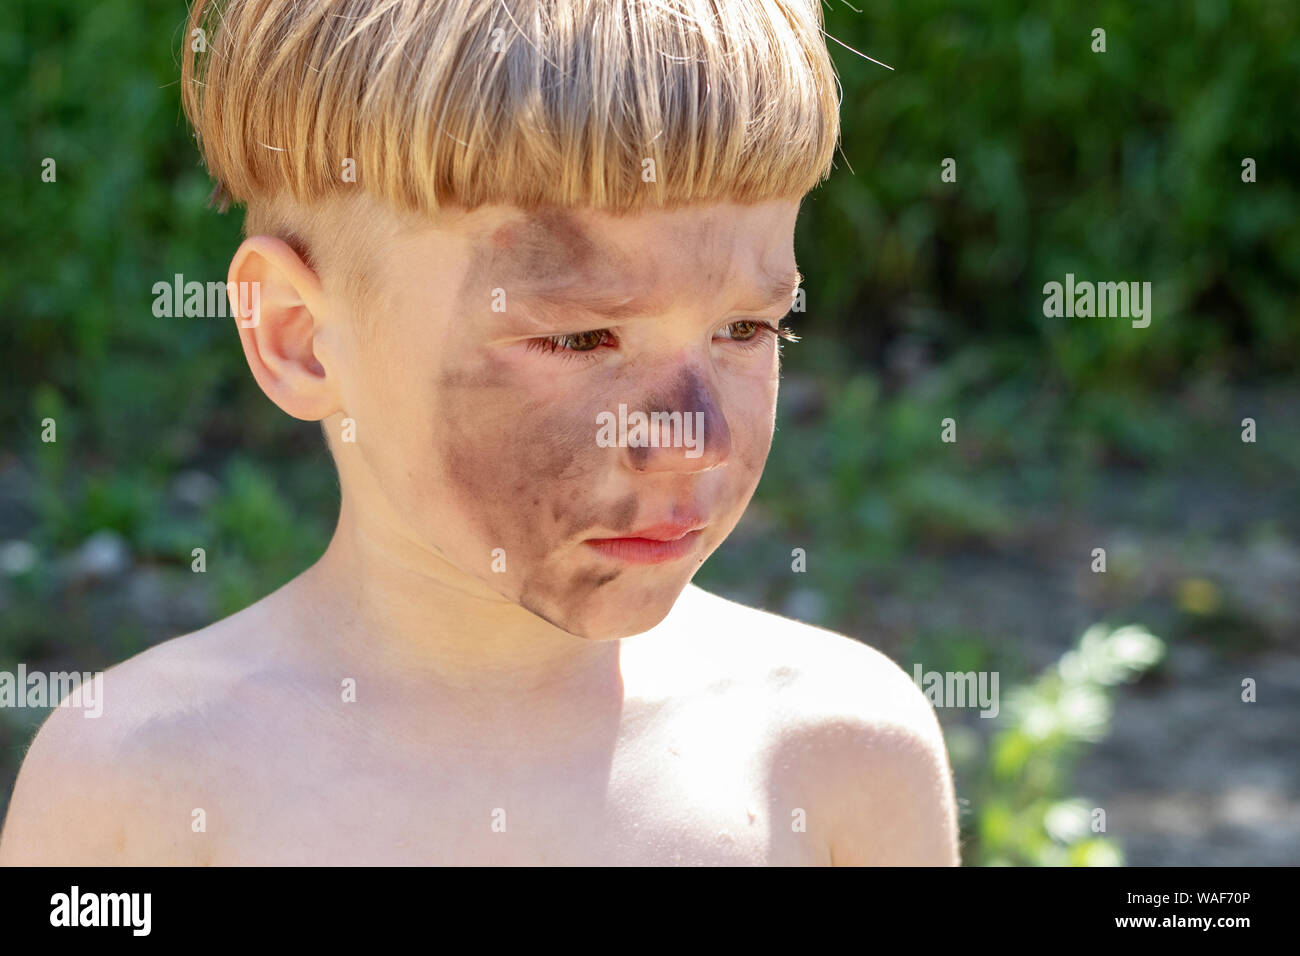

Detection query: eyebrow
(514, 267), (803, 322)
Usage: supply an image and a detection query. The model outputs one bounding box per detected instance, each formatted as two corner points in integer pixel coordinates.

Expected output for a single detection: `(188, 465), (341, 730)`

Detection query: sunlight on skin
(227, 197), (802, 707)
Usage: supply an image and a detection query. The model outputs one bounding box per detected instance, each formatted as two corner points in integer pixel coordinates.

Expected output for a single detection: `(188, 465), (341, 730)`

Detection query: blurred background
(1, 0), (1297, 865)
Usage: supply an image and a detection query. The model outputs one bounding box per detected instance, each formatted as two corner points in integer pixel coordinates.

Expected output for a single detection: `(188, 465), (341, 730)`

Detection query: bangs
(181, 0), (842, 217)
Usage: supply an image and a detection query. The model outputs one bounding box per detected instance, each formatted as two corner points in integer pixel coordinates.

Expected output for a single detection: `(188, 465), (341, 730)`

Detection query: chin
(518, 577), (686, 640)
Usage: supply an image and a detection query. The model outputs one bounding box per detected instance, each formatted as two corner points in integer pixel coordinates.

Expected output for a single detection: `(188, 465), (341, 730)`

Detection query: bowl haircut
(180, 0), (842, 305)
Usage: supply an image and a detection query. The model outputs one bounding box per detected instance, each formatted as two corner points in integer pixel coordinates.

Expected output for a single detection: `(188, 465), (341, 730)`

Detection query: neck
(295, 496), (623, 710)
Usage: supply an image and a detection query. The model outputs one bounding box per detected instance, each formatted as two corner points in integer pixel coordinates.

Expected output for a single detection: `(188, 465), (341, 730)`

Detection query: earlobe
(227, 236), (340, 422)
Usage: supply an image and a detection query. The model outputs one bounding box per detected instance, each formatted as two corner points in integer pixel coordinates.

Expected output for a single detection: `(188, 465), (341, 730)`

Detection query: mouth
(583, 521), (707, 565)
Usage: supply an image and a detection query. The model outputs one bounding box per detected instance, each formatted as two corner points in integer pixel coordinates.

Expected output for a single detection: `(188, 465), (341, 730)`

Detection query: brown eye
(526, 328), (615, 360)
(728, 320), (761, 341)
(564, 330), (606, 351)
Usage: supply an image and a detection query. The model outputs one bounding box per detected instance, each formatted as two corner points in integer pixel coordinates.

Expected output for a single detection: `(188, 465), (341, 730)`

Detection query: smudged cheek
(699, 384), (778, 550)
(434, 365), (619, 578)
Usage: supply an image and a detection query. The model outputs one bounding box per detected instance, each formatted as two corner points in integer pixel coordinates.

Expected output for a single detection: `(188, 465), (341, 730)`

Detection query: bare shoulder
(667, 585), (961, 866)
(0, 604), (274, 866)
(666, 584), (939, 723)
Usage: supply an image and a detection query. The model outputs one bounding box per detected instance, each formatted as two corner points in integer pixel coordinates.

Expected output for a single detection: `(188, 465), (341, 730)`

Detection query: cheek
(720, 353), (780, 475)
(433, 354), (627, 556)
(393, 342), (774, 579)
(341, 315), (438, 447)
(754, 354), (781, 458)
(432, 358), (652, 629)
(736, 405), (776, 477)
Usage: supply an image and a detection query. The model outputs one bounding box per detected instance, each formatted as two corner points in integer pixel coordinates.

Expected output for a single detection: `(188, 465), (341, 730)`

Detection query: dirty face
(329, 199), (802, 639)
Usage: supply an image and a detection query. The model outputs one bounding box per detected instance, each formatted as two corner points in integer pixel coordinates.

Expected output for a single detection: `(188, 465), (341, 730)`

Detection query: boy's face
(319, 198), (802, 640)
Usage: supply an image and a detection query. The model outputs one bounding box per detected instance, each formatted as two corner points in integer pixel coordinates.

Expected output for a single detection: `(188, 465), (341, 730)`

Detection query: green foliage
(204, 458), (329, 616)
(1, 0), (277, 478)
(809, 0), (1299, 386)
(960, 623), (1166, 866)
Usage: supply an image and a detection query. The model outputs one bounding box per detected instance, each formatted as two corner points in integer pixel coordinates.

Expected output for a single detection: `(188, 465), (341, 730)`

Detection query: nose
(617, 367), (732, 474)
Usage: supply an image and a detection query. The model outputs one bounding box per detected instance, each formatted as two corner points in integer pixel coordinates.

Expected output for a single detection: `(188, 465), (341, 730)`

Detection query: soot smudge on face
(625, 367), (729, 471)
(435, 208), (644, 634)
(608, 493), (637, 532)
(457, 207), (604, 306)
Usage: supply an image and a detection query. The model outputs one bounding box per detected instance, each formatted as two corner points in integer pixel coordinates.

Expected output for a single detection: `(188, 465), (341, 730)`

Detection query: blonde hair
(181, 0), (842, 290)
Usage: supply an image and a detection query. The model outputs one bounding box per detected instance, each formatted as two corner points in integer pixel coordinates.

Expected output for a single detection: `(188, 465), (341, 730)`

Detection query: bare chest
(198, 695), (826, 866)
(187, 686), (821, 868)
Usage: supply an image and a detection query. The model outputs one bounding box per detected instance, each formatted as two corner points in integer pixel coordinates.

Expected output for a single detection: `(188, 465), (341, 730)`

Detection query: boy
(0, 0), (958, 865)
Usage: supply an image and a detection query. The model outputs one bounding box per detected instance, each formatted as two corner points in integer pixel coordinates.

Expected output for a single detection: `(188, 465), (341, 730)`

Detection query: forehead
(483, 208), (606, 280)
(453, 202), (800, 316)
(457, 207), (645, 304)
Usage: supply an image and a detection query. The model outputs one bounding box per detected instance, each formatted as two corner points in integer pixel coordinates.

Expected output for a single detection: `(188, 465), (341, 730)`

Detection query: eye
(523, 319), (800, 361)
(717, 319), (800, 348)
(723, 320), (763, 342)
(524, 329), (616, 361)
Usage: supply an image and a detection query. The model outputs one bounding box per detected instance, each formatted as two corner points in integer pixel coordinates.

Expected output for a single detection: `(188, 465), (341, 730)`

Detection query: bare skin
(0, 198), (959, 866)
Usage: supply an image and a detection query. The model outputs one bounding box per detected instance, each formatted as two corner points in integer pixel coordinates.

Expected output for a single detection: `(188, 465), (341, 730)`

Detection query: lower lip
(584, 530), (704, 565)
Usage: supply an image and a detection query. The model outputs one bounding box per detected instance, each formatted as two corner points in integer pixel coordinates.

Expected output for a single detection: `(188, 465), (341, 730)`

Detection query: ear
(227, 235), (339, 422)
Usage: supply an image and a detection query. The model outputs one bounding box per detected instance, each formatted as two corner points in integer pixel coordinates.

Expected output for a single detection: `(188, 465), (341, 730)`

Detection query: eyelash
(524, 320), (798, 363)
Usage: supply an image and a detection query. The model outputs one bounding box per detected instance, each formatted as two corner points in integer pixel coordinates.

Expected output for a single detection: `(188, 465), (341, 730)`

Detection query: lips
(609, 520), (706, 542)
(583, 518), (707, 565)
